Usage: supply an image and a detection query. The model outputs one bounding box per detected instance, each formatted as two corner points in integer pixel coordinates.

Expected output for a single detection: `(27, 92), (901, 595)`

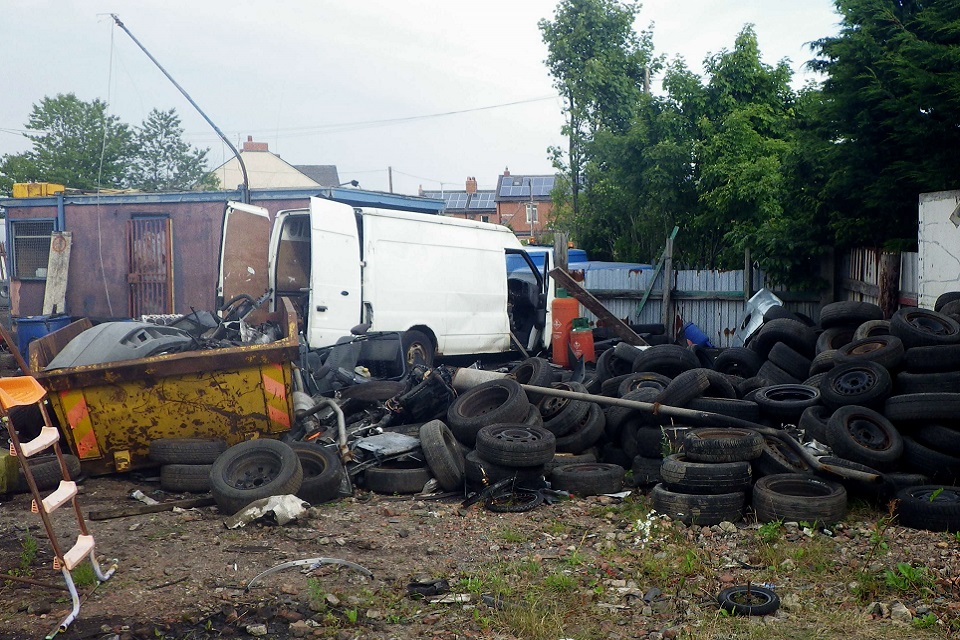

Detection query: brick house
(421, 177), (497, 224)
(494, 169), (556, 242)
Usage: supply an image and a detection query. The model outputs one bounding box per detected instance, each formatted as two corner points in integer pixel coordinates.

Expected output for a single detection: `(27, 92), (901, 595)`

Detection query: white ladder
(3, 375), (116, 638)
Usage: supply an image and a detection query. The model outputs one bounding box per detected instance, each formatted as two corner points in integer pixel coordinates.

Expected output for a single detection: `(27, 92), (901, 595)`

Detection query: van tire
(419, 420), (465, 491)
(210, 439), (303, 515)
(290, 443), (343, 504)
(446, 379), (530, 447)
(149, 438), (228, 465)
(401, 330), (434, 368)
(160, 464), (212, 493)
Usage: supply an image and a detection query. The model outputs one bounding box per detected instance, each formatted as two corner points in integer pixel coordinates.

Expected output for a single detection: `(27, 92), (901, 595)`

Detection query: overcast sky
(1, 1), (840, 195)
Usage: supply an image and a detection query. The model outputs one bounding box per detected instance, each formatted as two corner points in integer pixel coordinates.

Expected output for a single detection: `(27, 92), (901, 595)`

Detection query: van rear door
(307, 197), (362, 348)
(218, 201), (272, 324)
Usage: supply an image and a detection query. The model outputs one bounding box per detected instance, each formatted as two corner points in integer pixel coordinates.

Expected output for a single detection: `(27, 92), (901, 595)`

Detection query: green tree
(128, 108), (218, 191)
(539, 0), (659, 225)
(0, 93), (134, 191)
(810, 0), (960, 248)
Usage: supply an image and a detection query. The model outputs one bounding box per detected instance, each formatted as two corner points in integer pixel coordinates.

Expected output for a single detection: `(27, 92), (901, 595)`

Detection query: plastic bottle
(570, 317), (595, 364)
(551, 288), (579, 368)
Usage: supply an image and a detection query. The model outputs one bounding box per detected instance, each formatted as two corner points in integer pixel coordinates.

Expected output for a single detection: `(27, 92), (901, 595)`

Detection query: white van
(218, 197), (551, 361)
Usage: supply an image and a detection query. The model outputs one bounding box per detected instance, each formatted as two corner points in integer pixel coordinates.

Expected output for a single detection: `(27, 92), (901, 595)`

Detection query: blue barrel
(15, 315), (73, 356)
(681, 321), (714, 348)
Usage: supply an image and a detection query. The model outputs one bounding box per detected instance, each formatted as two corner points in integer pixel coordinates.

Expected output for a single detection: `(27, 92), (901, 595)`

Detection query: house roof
(422, 190), (496, 212)
(495, 174), (557, 202)
(294, 165), (341, 187)
(212, 150), (322, 190)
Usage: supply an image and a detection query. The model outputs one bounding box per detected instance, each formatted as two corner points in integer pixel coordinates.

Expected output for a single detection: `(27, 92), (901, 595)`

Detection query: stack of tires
(651, 428), (760, 526)
(149, 438), (227, 494)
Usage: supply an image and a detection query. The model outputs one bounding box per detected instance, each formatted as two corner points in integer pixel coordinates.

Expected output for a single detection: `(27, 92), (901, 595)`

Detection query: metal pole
(110, 14), (250, 203)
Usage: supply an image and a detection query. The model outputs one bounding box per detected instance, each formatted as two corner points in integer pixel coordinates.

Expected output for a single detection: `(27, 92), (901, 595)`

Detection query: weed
(954, 531), (960, 543)
(543, 571), (576, 593)
(912, 612), (938, 629)
(19, 531), (37, 571)
(884, 562), (934, 594)
(71, 561), (97, 587)
(680, 549), (701, 575)
(546, 521), (567, 536)
(757, 520), (782, 544)
(929, 487), (944, 502)
(345, 608), (358, 624)
(500, 527), (528, 544)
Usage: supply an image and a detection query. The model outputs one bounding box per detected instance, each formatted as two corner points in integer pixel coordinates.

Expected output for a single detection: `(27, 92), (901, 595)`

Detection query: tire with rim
(753, 435), (814, 477)
(401, 329), (435, 368)
(364, 462), (433, 494)
(890, 307), (960, 349)
(210, 439), (303, 515)
(475, 424), (556, 467)
(160, 464), (212, 493)
(290, 443), (343, 504)
(835, 335), (904, 371)
(683, 428), (763, 463)
(650, 483), (745, 526)
(549, 463), (625, 496)
(419, 420), (466, 491)
(446, 379), (530, 447)
(825, 405), (903, 470)
(819, 361), (892, 411)
(752, 473), (847, 525)
(894, 485), (960, 532)
(616, 371), (672, 397)
(149, 438), (228, 465)
(659, 454), (752, 494)
(507, 357), (556, 401)
(537, 381), (591, 437)
(717, 585), (781, 616)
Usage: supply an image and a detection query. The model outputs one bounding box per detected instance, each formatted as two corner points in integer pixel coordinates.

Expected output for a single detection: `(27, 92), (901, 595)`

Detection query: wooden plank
(549, 268), (648, 346)
(89, 496), (215, 521)
(879, 252), (901, 319)
(42, 231), (72, 315)
(634, 226), (678, 318)
(840, 277), (880, 298)
(661, 235), (675, 340)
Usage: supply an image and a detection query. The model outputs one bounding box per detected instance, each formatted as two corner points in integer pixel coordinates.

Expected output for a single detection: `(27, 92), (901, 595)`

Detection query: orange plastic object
(551, 288), (580, 368)
(0, 376), (47, 409)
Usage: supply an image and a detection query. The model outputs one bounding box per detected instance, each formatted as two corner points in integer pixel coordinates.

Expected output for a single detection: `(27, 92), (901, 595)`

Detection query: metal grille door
(127, 218), (173, 317)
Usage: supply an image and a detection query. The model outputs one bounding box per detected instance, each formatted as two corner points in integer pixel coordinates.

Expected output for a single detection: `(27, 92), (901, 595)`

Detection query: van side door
(306, 197), (362, 348)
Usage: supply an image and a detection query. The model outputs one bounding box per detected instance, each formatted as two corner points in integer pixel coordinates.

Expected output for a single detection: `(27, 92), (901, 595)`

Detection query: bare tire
(683, 428), (763, 463)
(210, 439), (303, 515)
(650, 483), (745, 526)
(290, 443), (343, 504)
(160, 464), (212, 493)
(752, 473), (847, 526)
(419, 420), (465, 491)
(363, 462), (433, 494)
(464, 449), (544, 489)
(149, 438), (228, 465)
(660, 454), (752, 494)
(16, 454), (82, 493)
(718, 585), (781, 616)
(549, 463), (624, 496)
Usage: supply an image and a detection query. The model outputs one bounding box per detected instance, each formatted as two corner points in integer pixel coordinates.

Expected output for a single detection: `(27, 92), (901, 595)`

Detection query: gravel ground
(0, 474), (958, 640)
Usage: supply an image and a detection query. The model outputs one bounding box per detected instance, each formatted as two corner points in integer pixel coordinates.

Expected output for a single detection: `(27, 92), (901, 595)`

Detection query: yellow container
(31, 299), (300, 475)
(12, 182), (66, 198)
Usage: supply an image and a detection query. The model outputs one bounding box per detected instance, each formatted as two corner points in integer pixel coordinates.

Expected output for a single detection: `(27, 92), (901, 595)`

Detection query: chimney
(242, 135), (269, 152)
(466, 176), (477, 194)
(503, 167), (510, 176)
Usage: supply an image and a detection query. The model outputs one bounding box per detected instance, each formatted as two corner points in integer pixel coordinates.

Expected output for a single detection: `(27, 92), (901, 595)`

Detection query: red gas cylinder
(551, 287), (580, 368)
(570, 317), (595, 364)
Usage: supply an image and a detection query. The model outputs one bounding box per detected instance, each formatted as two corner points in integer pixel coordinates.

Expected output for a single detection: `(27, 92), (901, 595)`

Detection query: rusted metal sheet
(32, 299), (300, 476)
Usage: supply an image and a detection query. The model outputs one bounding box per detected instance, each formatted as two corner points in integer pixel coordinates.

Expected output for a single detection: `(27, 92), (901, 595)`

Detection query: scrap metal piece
(245, 557), (373, 590)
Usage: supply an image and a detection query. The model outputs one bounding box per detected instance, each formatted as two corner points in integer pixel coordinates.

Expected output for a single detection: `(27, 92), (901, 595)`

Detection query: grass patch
(499, 527), (528, 544)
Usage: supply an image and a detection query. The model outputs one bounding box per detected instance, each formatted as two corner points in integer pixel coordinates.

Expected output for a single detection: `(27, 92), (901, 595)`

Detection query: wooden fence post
(878, 251), (901, 319)
(661, 235), (675, 340)
(820, 248), (836, 310)
(553, 233), (568, 273)
(744, 248), (753, 301)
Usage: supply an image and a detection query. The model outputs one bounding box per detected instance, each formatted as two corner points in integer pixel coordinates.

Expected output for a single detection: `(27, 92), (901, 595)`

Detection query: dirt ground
(0, 473), (959, 640)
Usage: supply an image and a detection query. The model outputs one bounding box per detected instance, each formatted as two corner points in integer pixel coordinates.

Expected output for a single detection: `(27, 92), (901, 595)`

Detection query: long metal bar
(109, 14), (250, 203)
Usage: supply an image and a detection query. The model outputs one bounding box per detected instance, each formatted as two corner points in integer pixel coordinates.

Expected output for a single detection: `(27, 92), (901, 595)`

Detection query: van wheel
(402, 330), (434, 367)
(210, 440), (303, 515)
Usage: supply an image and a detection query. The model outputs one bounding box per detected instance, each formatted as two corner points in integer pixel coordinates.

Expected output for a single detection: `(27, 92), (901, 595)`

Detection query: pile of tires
(149, 437), (227, 494)
(650, 428), (759, 525)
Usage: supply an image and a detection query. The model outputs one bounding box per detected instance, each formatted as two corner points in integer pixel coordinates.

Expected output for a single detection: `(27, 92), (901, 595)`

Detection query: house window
(525, 203), (538, 224)
(481, 215), (490, 223)
(11, 219), (55, 279)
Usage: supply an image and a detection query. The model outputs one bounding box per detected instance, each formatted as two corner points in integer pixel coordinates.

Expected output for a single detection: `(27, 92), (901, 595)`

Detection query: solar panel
(446, 192), (469, 209)
(468, 192), (495, 209)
